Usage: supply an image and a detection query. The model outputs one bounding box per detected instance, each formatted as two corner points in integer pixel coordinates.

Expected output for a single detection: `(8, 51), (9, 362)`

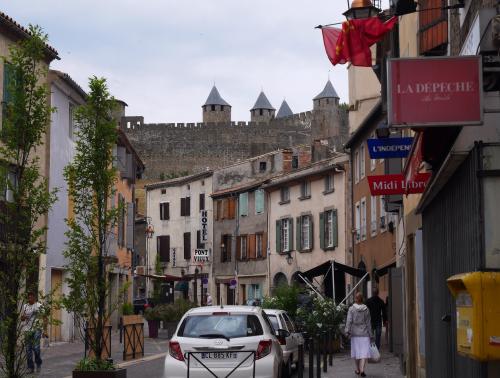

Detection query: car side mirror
(276, 329), (290, 338)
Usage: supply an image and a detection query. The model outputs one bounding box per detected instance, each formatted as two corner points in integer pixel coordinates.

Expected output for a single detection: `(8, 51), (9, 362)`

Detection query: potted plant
(144, 306), (162, 338)
(62, 78), (128, 377)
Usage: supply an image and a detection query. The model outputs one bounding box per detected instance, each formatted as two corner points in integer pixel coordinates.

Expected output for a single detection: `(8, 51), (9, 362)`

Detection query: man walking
(21, 292), (44, 373)
(365, 287), (387, 349)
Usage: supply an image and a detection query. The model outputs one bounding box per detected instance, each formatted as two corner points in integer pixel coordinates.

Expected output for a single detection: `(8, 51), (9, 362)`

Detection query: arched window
(273, 272), (288, 289)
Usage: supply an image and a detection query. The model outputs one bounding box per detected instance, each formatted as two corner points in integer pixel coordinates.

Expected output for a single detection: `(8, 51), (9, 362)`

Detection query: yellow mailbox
(447, 271), (500, 361)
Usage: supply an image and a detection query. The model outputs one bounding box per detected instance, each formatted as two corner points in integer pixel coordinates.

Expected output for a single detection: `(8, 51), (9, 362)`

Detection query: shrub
(121, 302), (134, 316)
(296, 297), (347, 337)
(262, 284), (301, 319)
(75, 357), (114, 371)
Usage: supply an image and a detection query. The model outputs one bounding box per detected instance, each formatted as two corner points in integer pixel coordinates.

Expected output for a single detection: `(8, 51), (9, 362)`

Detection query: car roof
(262, 309), (287, 315)
(184, 305), (262, 315)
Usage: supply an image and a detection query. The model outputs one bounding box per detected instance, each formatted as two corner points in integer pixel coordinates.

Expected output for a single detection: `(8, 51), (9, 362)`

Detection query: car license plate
(201, 352), (238, 359)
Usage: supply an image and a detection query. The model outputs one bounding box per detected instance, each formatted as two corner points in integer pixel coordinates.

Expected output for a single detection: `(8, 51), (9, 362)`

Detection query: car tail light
(256, 339), (272, 360)
(169, 341), (185, 361)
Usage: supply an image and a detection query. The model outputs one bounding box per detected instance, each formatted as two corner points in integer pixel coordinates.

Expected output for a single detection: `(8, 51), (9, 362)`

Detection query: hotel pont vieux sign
(388, 56), (483, 127)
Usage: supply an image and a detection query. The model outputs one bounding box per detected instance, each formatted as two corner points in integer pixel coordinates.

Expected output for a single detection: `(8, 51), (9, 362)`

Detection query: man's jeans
(373, 324), (382, 349)
(25, 330), (42, 371)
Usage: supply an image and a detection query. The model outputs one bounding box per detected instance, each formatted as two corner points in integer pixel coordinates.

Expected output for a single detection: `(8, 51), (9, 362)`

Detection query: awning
(301, 260), (366, 280)
(164, 274), (191, 282)
(175, 281), (189, 291)
(373, 261), (396, 277)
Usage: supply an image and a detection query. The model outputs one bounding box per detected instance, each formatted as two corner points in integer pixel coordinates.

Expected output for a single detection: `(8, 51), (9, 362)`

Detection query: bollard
(309, 337), (314, 378)
(322, 333), (327, 373)
(316, 335), (321, 378)
(298, 342), (304, 378)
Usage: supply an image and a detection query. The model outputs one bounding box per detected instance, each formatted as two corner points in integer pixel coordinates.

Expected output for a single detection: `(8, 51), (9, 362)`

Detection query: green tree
(0, 26), (57, 377)
(62, 77), (123, 367)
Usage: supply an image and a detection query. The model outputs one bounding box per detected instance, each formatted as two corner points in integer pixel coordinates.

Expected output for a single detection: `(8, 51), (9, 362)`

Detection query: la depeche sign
(368, 173), (431, 196)
(388, 56), (482, 127)
(367, 137), (413, 159)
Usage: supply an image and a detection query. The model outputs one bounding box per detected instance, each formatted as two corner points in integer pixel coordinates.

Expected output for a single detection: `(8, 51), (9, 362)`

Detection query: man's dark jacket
(366, 295), (387, 328)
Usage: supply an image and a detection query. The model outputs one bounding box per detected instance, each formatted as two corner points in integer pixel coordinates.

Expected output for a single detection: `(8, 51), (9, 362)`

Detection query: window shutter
(262, 232), (268, 258)
(199, 193), (205, 211)
(319, 212), (325, 250)
(296, 217), (301, 251)
(275, 220), (281, 253)
(309, 216), (314, 250)
(166, 202), (170, 220)
(289, 218), (294, 251)
(255, 189), (264, 214)
(180, 197), (185, 216)
(249, 234), (256, 259)
(3, 63), (13, 103)
(158, 235), (170, 262)
(236, 236), (242, 260)
(228, 198), (236, 219)
(126, 202), (134, 250)
(186, 197), (191, 216)
(332, 209), (338, 248)
(183, 232), (191, 260)
(223, 199), (229, 219)
(227, 235), (232, 262)
(239, 192), (248, 216)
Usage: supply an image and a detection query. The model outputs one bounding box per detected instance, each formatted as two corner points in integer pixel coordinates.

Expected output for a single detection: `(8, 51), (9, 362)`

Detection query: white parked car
(164, 306), (283, 378)
(264, 309), (304, 377)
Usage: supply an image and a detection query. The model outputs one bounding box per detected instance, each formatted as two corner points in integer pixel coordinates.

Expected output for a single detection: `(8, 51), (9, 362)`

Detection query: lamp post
(343, 0), (381, 20)
(145, 218), (154, 298)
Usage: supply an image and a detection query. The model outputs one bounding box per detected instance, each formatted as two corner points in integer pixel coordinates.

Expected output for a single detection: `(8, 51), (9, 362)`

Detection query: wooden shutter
(199, 193), (205, 211)
(183, 232), (191, 260)
(223, 199), (229, 219)
(236, 236), (242, 260)
(180, 197), (186, 216)
(332, 209), (338, 248)
(126, 202), (134, 250)
(275, 220), (281, 253)
(418, 0), (448, 55)
(227, 235), (232, 262)
(228, 198), (236, 219)
(289, 218), (294, 251)
(186, 197), (190, 216)
(296, 217), (302, 252)
(158, 235), (170, 262)
(309, 216), (314, 250)
(262, 232), (268, 258)
(166, 202), (169, 220)
(319, 212), (325, 250)
(249, 234), (256, 259)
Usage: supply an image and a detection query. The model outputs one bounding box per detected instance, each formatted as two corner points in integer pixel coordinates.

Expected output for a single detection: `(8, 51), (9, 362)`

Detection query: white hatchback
(163, 306), (283, 378)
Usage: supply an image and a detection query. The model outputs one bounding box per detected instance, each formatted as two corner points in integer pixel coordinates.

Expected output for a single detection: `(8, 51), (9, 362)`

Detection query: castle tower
(276, 100), (293, 118)
(202, 86), (231, 123)
(311, 80), (347, 153)
(250, 91), (275, 123)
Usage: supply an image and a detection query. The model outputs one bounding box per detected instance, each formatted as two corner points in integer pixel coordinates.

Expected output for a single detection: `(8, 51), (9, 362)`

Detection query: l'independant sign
(367, 137), (413, 159)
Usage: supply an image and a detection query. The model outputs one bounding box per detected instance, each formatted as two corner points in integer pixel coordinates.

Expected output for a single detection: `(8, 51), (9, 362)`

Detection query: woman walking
(345, 292), (373, 376)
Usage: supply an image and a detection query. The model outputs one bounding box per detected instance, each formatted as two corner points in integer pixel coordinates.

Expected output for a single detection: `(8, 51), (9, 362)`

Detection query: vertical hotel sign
(200, 210), (209, 243)
(388, 56), (482, 127)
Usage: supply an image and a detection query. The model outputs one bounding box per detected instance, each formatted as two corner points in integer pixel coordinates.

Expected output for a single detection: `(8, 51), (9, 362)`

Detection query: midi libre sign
(388, 56), (482, 127)
(368, 173), (431, 196)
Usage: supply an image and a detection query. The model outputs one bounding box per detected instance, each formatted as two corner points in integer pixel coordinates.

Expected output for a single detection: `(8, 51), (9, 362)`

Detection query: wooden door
(50, 270), (63, 342)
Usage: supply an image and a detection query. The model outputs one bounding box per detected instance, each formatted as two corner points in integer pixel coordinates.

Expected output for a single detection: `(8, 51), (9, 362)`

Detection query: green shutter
(239, 192), (248, 216)
(289, 218), (294, 251)
(255, 189), (264, 214)
(309, 216), (314, 249)
(3, 63), (13, 104)
(276, 219), (281, 253)
(332, 209), (338, 248)
(296, 217), (301, 251)
(319, 212), (325, 251)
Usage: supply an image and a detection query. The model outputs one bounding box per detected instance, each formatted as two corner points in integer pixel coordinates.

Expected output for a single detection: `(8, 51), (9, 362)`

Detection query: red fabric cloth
(321, 16), (398, 67)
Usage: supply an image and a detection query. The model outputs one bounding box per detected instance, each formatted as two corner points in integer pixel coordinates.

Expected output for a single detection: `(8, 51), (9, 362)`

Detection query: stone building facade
(124, 81), (349, 180)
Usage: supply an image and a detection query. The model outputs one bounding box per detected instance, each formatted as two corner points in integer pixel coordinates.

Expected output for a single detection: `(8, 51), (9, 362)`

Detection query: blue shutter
(239, 192), (248, 216)
(255, 189), (264, 214)
(332, 209), (338, 248)
(319, 212), (325, 250)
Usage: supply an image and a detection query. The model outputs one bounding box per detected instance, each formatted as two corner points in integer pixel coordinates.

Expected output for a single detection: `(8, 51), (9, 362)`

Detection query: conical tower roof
(251, 91), (275, 111)
(276, 100), (293, 118)
(313, 80), (339, 100)
(203, 86), (230, 106)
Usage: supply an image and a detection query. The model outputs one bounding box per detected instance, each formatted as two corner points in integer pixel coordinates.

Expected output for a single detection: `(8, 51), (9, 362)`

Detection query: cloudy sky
(2, 1), (385, 123)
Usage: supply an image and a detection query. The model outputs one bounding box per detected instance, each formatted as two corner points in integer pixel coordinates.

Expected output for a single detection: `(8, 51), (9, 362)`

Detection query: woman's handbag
(369, 343), (381, 363)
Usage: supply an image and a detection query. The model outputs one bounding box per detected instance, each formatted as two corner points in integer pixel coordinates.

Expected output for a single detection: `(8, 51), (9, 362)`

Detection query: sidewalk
(303, 349), (404, 378)
(38, 327), (169, 378)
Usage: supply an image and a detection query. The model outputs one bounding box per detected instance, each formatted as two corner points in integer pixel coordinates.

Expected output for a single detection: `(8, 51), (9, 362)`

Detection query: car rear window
(177, 314), (264, 339)
(267, 315), (279, 331)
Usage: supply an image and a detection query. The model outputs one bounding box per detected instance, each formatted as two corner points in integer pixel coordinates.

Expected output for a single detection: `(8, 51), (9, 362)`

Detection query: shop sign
(200, 210), (209, 243)
(194, 249), (210, 263)
(368, 173), (431, 196)
(388, 56), (482, 127)
(404, 132), (424, 190)
(367, 137), (413, 159)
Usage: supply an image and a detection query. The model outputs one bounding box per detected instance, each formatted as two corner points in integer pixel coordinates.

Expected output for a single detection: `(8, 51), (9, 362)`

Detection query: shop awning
(175, 281), (189, 292)
(301, 260), (366, 280)
(373, 261), (396, 277)
(164, 274), (191, 282)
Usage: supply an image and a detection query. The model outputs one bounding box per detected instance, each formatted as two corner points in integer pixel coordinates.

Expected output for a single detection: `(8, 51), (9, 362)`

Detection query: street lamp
(343, 0), (381, 20)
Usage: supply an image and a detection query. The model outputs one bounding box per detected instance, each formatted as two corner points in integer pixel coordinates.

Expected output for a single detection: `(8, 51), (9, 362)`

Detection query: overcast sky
(2, 1), (386, 123)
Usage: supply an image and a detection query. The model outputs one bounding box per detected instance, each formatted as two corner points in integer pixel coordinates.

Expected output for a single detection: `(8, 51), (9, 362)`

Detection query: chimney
(282, 149), (293, 172)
